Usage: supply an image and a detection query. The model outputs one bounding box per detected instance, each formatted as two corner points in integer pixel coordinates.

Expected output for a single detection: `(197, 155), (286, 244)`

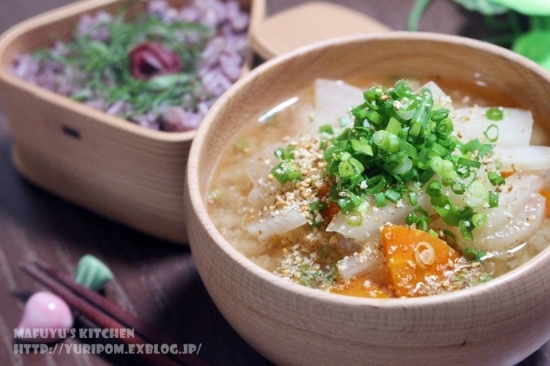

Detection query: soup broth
(207, 77), (550, 298)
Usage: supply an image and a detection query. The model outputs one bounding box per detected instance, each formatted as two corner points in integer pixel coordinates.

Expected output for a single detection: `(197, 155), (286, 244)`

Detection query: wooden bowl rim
(188, 31), (550, 308)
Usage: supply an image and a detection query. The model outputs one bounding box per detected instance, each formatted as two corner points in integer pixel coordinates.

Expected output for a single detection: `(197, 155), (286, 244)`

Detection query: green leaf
(408, 0), (432, 31)
(454, 0), (508, 15)
(512, 30), (550, 70)
(488, 0), (550, 16)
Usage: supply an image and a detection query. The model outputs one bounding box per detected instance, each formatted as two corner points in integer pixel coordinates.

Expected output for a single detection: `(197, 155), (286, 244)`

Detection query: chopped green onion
(405, 207), (430, 231)
(312, 80), (504, 241)
(364, 176), (386, 194)
(459, 139), (482, 154)
(309, 201), (327, 212)
(430, 157), (458, 180)
(457, 157), (481, 169)
(488, 171), (505, 186)
(385, 189), (402, 203)
(483, 124), (499, 142)
(274, 146), (296, 160)
(472, 212), (488, 228)
(427, 180), (443, 197)
(463, 247), (486, 262)
(429, 156), (444, 174)
(375, 192), (387, 207)
(373, 130), (400, 152)
(428, 142), (449, 158)
(319, 124), (334, 134)
(320, 138), (329, 150)
(233, 139), (251, 152)
(363, 90), (381, 109)
(427, 229), (439, 237)
(486, 107), (504, 121)
(408, 122), (424, 142)
(465, 181), (489, 208)
(450, 181), (466, 195)
(407, 191), (418, 205)
(478, 144), (494, 159)
(435, 117), (453, 135)
(386, 117), (402, 135)
(418, 166), (435, 183)
(442, 230), (457, 249)
(431, 108), (450, 122)
(459, 219), (473, 241)
(394, 79), (413, 97)
(411, 89), (433, 128)
(344, 210), (363, 226)
(367, 110), (385, 126)
(337, 196), (354, 212)
(399, 139), (418, 159)
(271, 161), (302, 184)
(338, 157), (364, 178)
(488, 191), (499, 208)
(396, 108), (416, 120)
(351, 137), (374, 156)
(433, 199), (461, 227)
(388, 156), (413, 175)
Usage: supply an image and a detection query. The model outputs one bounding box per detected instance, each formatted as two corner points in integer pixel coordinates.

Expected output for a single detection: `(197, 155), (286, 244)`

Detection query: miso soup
(207, 78), (550, 298)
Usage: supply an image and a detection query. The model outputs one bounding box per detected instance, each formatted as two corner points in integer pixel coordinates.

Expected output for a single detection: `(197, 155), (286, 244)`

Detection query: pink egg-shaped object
(16, 291), (73, 343)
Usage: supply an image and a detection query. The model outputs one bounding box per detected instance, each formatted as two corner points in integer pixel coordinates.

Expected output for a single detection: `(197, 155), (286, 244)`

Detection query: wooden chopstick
(20, 260), (211, 366)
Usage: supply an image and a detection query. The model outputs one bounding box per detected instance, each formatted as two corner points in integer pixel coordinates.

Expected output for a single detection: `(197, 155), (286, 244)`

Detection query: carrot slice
(381, 225), (460, 298)
(539, 188), (550, 217)
(500, 171), (515, 179)
(331, 275), (392, 299)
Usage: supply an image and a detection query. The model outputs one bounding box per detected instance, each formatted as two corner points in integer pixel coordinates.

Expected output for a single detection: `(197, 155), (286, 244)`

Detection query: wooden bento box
(0, 0), (265, 243)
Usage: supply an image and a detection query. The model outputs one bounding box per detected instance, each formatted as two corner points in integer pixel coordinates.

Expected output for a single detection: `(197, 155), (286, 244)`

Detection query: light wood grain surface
(0, 1), (548, 365)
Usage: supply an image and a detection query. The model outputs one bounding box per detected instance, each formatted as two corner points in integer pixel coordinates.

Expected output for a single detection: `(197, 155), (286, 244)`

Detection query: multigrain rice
(9, 0), (249, 132)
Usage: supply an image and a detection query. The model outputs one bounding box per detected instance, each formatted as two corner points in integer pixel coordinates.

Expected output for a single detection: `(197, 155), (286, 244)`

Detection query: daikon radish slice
(432, 173), (547, 252)
(493, 146), (550, 172)
(246, 206), (307, 241)
(419, 81), (454, 111)
(453, 107), (533, 146)
(337, 246), (384, 280)
(326, 192), (434, 242)
(313, 79), (363, 129)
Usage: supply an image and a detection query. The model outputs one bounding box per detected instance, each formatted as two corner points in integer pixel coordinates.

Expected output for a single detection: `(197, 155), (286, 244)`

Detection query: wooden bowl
(184, 32), (550, 365)
(0, 0), (265, 243)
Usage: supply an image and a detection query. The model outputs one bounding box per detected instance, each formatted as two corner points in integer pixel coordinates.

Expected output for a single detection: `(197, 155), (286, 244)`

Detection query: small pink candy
(16, 291), (73, 343)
